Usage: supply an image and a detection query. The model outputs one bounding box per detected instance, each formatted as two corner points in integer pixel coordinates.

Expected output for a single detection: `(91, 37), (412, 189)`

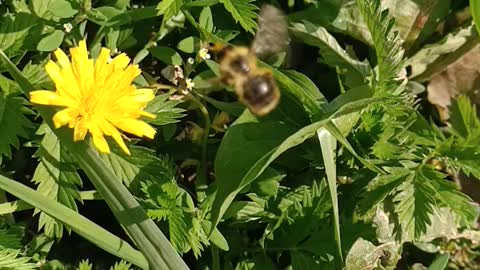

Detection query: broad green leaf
(211, 95), (382, 229)
(219, 0), (258, 34)
(177, 36), (201, 53)
(37, 29), (65, 52)
(144, 93), (186, 125)
(0, 174), (148, 269)
(149, 46), (183, 65)
(428, 254), (450, 270)
(184, 0), (219, 7)
(290, 20), (371, 87)
(250, 168), (284, 197)
(32, 128), (82, 239)
(31, 0), (78, 20)
(0, 92), (33, 163)
(87, 6), (158, 27)
(199, 7), (214, 33)
(0, 13), (43, 58)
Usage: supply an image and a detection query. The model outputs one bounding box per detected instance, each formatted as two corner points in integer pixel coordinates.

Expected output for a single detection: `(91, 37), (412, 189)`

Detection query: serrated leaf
(33, 128), (82, 239)
(0, 225), (24, 250)
(100, 145), (176, 188)
(110, 260), (132, 270)
(156, 0), (183, 22)
(78, 259), (93, 270)
(354, 0), (405, 91)
(448, 95), (480, 141)
(393, 166), (438, 239)
(0, 249), (36, 270)
(219, 0), (258, 34)
(144, 93), (186, 125)
(0, 92), (33, 162)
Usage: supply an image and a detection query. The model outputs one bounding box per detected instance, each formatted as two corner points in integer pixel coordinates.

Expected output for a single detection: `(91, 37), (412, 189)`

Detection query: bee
(209, 4), (289, 116)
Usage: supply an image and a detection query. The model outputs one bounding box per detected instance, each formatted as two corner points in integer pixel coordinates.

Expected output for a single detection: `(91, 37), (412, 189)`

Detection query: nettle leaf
(156, 0), (184, 22)
(438, 141), (480, 180)
(109, 260), (132, 270)
(354, 0), (405, 90)
(32, 128), (82, 239)
(0, 249), (36, 270)
(0, 12), (43, 58)
(100, 145), (176, 189)
(431, 176), (477, 227)
(144, 92), (186, 125)
(0, 92), (33, 163)
(141, 176), (209, 258)
(0, 225), (24, 250)
(219, 0), (258, 34)
(392, 166), (438, 239)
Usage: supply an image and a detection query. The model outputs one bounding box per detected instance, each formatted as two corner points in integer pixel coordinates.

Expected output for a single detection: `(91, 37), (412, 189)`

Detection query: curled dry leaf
(427, 45), (480, 120)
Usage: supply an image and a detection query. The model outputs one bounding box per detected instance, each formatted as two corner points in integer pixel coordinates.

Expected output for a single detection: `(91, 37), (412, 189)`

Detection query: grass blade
(0, 174), (148, 269)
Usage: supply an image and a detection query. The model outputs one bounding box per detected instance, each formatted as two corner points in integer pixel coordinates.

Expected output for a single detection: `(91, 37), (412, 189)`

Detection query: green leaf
(100, 146), (176, 188)
(156, 0), (183, 22)
(149, 46), (183, 65)
(37, 30), (65, 52)
(0, 174), (148, 269)
(0, 13), (43, 58)
(393, 166), (438, 239)
(317, 128), (342, 263)
(32, 127), (82, 239)
(431, 177), (477, 227)
(78, 259), (93, 270)
(211, 95), (381, 230)
(448, 95), (480, 140)
(428, 254), (450, 270)
(219, 0), (258, 34)
(290, 20), (371, 87)
(144, 92), (186, 125)
(0, 47), (189, 270)
(31, 0), (78, 20)
(110, 260), (132, 270)
(470, 0), (480, 36)
(0, 225), (24, 250)
(0, 249), (36, 270)
(199, 7), (214, 32)
(354, 0), (405, 90)
(438, 142), (480, 180)
(177, 36), (201, 53)
(0, 92), (33, 162)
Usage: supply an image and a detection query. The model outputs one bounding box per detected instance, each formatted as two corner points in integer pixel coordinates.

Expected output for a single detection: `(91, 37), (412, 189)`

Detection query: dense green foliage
(0, 0), (479, 269)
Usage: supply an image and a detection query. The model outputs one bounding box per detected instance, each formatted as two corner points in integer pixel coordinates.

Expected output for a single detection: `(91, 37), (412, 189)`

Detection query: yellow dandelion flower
(29, 40), (156, 155)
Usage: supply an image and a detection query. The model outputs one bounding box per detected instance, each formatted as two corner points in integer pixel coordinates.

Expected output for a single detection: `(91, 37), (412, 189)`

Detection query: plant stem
(188, 91), (211, 201)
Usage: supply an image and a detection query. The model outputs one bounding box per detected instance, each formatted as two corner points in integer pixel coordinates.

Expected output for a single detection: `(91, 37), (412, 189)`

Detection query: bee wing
(251, 4), (290, 60)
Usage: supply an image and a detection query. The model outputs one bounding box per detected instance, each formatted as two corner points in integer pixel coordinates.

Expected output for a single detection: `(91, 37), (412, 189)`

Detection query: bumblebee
(209, 4), (289, 116)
